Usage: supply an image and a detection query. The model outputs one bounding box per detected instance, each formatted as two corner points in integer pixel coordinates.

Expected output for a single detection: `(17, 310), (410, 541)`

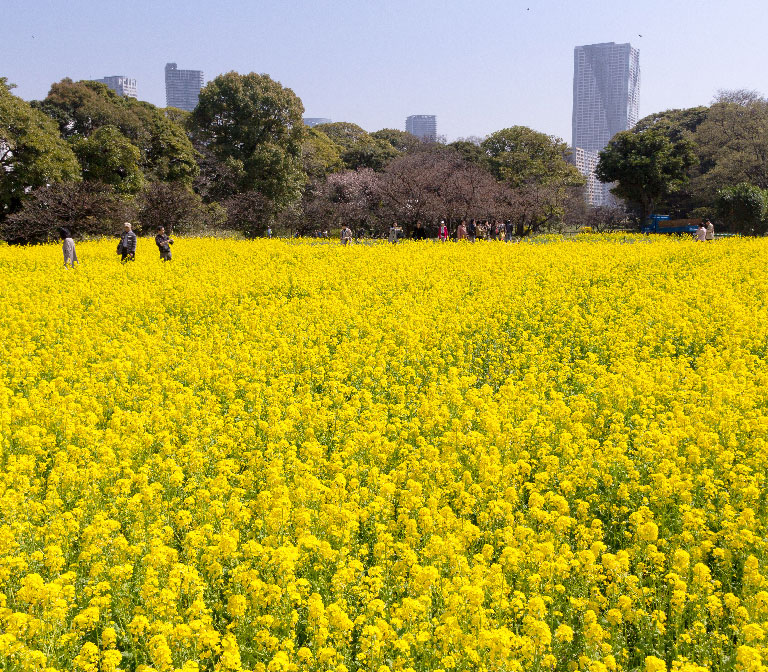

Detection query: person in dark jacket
(119, 222), (137, 262)
(504, 220), (514, 242)
(155, 226), (174, 261)
(467, 219), (477, 242)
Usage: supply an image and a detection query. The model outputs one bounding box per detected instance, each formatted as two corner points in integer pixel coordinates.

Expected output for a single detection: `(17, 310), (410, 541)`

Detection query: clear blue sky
(4, 0), (767, 143)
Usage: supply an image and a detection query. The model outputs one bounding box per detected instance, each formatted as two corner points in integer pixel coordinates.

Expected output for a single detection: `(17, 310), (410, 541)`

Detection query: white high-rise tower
(572, 42), (640, 205)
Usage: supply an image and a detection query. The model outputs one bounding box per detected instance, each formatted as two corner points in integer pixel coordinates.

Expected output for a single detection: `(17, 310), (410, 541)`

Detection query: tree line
(3, 72), (767, 242)
(597, 89), (768, 235)
(0, 72), (588, 242)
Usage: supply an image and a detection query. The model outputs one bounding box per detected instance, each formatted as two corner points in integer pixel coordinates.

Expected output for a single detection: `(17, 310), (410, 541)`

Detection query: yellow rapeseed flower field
(0, 235), (767, 672)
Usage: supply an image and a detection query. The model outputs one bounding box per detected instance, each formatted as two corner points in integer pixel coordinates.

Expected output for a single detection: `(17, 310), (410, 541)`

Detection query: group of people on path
(455, 219), (516, 242)
(410, 219), (515, 243)
(696, 220), (715, 242)
(59, 222), (174, 267)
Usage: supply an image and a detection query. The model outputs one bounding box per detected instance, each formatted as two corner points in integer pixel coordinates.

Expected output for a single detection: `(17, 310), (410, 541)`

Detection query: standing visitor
(695, 223), (707, 242)
(155, 226), (174, 261)
(341, 226), (352, 245)
(439, 221), (449, 242)
(467, 219), (477, 242)
(267, 226), (273, 239)
(388, 223), (402, 243)
(457, 221), (468, 241)
(705, 220), (715, 241)
(413, 221), (427, 240)
(59, 228), (78, 268)
(504, 220), (514, 242)
(118, 222), (137, 262)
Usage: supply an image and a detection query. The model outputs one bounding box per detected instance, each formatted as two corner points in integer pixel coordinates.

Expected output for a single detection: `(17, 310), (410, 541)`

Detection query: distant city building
(94, 76), (137, 99)
(570, 147), (615, 207)
(406, 115), (437, 142)
(303, 118), (332, 127)
(572, 42), (639, 205)
(164, 63), (204, 112)
(572, 42), (639, 151)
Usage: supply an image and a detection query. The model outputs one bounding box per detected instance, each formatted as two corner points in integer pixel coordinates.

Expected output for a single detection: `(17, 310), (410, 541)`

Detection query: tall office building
(572, 42), (639, 205)
(164, 63), (204, 112)
(406, 115), (437, 142)
(570, 147), (615, 207)
(94, 76), (137, 99)
(303, 118), (332, 127)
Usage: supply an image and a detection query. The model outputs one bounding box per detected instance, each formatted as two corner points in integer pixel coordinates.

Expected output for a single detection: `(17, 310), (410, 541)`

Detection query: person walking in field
(155, 226), (174, 261)
(695, 222), (707, 242)
(119, 222), (137, 262)
(705, 220), (715, 241)
(59, 228), (78, 268)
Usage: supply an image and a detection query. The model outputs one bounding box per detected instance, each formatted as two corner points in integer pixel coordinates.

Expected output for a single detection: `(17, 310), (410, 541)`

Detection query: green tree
(302, 128), (344, 180)
(0, 78), (81, 220)
(482, 127), (584, 235)
(139, 107), (199, 183)
(36, 79), (138, 138)
(634, 106), (709, 142)
(447, 140), (486, 166)
(314, 122), (399, 171)
(163, 107), (192, 128)
(692, 91), (768, 197)
(597, 129), (696, 222)
(370, 128), (422, 154)
(37, 79), (199, 185)
(631, 107), (708, 217)
(482, 126), (582, 187)
(192, 72), (306, 206)
(73, 125), (144, 194)
(715, 182), (768, 235)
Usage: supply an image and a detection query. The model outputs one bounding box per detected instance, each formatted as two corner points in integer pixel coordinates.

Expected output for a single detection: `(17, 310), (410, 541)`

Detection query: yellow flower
(2, 236), (768, 671)
(555, 624), (574, 643)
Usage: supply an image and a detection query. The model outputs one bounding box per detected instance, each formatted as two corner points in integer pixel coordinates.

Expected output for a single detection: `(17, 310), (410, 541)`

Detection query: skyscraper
(569, 148), (608, 207)
(406, 115), (437, 142)
(572, 42), (639, 205)
(573, 42), (639, 151)
(94, 76), (137, 99)
(164, 63), (204, 112)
